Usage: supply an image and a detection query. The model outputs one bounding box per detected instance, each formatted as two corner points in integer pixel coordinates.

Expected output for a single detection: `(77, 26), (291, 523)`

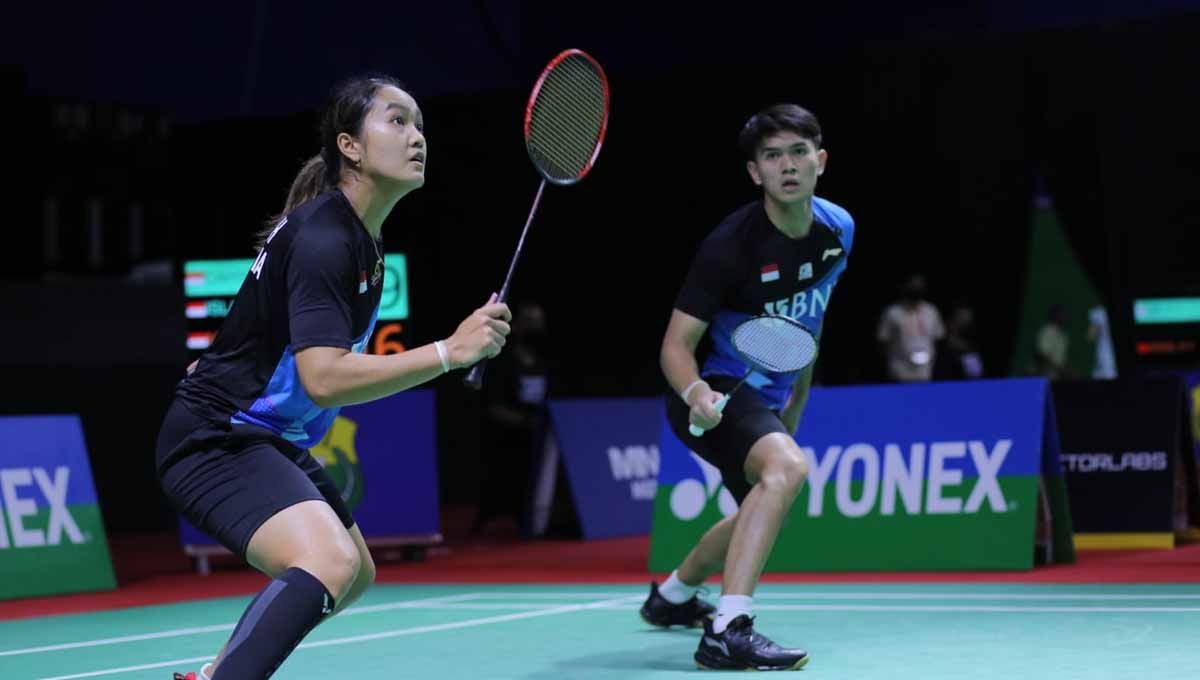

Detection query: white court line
(34, 595), (639, 680)
(468, 591), (1200, 601)
(14, 590), (1200, 661)
(0, 624), (236, 658)
(740, 604), (1200, 613)
(577, 603), (1200, 613)
(0, 593), (480, 658)
(298, 594), (640, 650)
(28, 596), (1200, 679)
(331, 592), (482, 617)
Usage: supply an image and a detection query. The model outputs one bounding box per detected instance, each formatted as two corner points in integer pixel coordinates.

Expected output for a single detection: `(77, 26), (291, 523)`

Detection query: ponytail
(253, 73), (407, 252)
(255, 154), (334, 250)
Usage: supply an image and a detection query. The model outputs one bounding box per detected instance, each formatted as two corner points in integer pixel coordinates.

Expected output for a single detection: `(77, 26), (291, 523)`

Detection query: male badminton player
(642, 104), (855, 671)
(157, 74), (511, 680)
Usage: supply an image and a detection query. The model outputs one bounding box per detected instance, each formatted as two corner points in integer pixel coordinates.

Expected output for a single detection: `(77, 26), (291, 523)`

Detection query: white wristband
(680, 379), (705, 405)
(434, 340), (451, 374)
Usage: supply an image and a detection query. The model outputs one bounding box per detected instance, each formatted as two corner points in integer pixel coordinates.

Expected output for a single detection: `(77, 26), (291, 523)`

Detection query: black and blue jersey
(674, 197), (855, 410)
(177, 190), (383, 448)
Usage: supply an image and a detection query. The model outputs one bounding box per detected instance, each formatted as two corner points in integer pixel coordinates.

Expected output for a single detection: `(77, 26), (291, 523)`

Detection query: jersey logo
(358, 271), (368, 294)
(370, 261), (382, 287)
(760, 264), (780, 283)
(798, 262), (813, 281)
(822, 247), (843, 261)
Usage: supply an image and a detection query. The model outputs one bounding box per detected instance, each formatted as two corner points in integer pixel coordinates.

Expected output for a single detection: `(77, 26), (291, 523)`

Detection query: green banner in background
(1010, 194), (1104, 379)
(0, 416), (117, 600)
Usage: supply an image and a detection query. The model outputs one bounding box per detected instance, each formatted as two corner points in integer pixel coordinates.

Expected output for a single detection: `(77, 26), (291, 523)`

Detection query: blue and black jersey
(177, 190), (383, 449)
(674, 197), (855, 410)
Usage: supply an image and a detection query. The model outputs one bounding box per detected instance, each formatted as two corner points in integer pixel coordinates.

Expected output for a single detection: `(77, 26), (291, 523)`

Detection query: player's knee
(313, 542), (361, 597)
(762, 451), (808, 497)
(359, 553), (377, 590)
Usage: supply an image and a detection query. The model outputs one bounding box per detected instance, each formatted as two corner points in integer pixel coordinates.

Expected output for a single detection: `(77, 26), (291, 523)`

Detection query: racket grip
(463, 360), (488, 390)
(687, 395), (730, 437)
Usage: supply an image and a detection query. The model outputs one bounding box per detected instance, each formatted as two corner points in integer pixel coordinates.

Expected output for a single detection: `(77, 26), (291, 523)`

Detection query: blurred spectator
(473, 301), (552, 536)
(877, 274), (945, 383)
(935, 299), (984, 380)
(1034, 303), (1071, 380)
(1087, 304), (1118, 379)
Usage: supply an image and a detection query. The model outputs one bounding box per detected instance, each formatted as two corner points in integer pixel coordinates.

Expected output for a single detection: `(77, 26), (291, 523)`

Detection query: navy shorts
(155, 397), (354, 559)
(664, 375), (790, 504)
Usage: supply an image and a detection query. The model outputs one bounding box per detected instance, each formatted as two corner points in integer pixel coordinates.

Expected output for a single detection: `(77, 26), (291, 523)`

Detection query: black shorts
(665, 375), (790, 505)
(154, 397), (355, 559)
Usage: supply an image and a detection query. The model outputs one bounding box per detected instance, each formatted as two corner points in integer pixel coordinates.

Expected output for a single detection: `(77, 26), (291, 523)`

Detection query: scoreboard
(1132, 296), (1200, 367)
(182, 254), (413, 359)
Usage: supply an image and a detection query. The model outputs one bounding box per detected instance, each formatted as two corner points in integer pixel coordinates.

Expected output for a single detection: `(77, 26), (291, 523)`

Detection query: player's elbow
(299, 371), (338, 408)
(306, 383), (338, 409)
(295, 346), (350, 408)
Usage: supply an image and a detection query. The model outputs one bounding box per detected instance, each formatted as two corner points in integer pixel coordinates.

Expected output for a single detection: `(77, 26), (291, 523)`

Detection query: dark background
(3, 1), (1198, 538)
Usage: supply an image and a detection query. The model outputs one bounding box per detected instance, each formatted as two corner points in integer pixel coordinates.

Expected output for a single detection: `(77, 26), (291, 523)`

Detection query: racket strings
(528, 55), (606, 181)
(731, 317), (818, 373)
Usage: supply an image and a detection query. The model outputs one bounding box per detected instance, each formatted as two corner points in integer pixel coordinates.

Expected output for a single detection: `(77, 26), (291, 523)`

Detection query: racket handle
(688, 394), (730, 437)
(463, 361), (487, 390)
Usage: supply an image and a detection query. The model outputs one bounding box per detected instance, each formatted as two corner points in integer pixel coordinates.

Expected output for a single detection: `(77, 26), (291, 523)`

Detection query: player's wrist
(442, 336), (467, 370)
(680, 379), (708, 406)
(434, 340), (451, 374)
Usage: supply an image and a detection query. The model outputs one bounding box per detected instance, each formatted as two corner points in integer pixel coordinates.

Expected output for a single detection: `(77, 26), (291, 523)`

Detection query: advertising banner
(0, 415), (117, 599)
(547, 398), (663, 539)
(650, 379), (1072, 571)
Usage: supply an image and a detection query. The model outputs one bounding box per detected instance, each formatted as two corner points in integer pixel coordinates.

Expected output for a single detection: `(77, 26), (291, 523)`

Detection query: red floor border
(3, 536), (1198, 622)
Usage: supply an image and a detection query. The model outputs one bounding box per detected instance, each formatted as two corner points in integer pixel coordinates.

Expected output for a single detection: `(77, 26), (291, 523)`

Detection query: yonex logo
(668, 440), (1012, 522)
(669, 453), (739, 521)
(803, 440), (1012, 517)
(0, 467), (85, 549)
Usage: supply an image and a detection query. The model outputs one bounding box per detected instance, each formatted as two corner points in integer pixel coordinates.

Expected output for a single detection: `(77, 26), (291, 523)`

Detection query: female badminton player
(157, 74), (511, 679)
(642, 103), (856, 671)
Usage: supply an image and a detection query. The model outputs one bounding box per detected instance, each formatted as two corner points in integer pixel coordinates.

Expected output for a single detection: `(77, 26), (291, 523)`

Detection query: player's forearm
(660, 341), (704, 400)
(307, 343), (449, 407)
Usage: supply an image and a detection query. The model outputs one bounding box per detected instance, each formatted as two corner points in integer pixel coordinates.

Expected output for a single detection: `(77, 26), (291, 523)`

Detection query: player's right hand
(687, 384), (725, 432)
(445, 293), (512, 368)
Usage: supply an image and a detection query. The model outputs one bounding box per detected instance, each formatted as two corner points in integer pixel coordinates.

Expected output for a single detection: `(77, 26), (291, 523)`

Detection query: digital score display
(1131, 296), (1200, 364)
(183, 254), (413, 359)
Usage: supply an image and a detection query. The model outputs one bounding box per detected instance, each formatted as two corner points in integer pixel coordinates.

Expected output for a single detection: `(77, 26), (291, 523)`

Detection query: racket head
(730, 314), (819, 374)
(523, 48), (611, 186)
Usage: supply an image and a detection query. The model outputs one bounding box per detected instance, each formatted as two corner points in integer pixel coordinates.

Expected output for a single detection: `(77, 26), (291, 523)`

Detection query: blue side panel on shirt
(232, 306), (380, 449)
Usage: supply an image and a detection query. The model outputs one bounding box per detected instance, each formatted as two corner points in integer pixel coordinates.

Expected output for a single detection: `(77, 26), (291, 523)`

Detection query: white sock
(658, 569), (701, 604)
(199, 663), (214, 680)
(712, 595), (753, 634)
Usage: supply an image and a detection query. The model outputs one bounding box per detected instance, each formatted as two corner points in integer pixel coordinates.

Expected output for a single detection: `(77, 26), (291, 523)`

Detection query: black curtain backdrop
(162, 13), (1200, 507)
(5, 10), (1197, 529)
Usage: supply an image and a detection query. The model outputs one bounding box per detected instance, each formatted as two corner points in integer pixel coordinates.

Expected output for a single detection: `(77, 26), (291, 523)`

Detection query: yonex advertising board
(0, 415), (117, 599)
(650, 379), (1072, 571)
(178, 389), (439, 553)
(547, 398), (663, 539)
